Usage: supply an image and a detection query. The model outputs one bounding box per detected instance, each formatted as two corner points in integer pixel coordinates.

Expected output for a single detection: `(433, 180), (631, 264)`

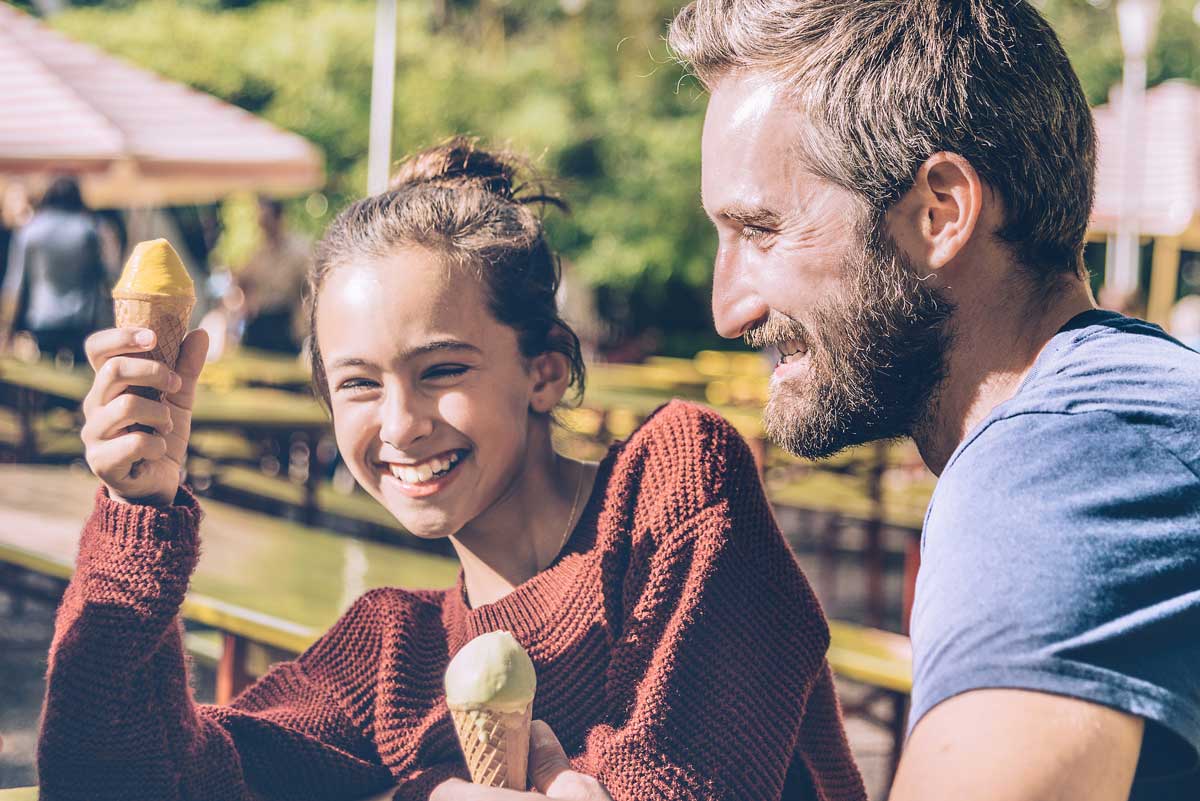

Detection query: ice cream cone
(112, 239), (195, 402)
(444, 631), (537, 791)
(448, 702), (532, 789)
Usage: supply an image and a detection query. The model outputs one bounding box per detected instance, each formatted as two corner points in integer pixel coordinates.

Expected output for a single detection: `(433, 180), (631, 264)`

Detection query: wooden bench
(827, 620), (913, 779)
(0, 464), (460, 703)
(0, 358), (334, 523)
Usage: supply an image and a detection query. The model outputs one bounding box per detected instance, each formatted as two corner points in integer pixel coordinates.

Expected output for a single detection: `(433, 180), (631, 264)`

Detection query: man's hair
(669, 0), (1096, 279)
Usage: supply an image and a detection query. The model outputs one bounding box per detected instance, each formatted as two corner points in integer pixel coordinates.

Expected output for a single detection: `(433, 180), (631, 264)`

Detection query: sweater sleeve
(577, 409), (843, 801)
(38, 486), (394, 801)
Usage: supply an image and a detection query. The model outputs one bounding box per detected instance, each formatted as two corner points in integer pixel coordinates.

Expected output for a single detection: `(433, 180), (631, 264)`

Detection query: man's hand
(889, 688), (1144, 801)
(431, 721), (612, 801)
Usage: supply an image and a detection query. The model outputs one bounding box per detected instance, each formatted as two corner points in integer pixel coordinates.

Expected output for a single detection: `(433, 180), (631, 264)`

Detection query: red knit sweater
(38, 401), (866, 801)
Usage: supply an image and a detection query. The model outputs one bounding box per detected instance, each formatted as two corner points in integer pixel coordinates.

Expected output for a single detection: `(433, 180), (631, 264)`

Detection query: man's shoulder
(1007, 313), (1200, 428)
(936, 315), (1200, 510)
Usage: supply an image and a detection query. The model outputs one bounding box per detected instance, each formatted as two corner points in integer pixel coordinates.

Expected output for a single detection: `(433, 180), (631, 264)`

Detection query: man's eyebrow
(326, 341), (481, 371)
(714, 203), (782, 228)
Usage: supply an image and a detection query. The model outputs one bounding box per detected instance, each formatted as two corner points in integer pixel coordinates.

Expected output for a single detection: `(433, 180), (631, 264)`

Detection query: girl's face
(316, 248), (561, 538)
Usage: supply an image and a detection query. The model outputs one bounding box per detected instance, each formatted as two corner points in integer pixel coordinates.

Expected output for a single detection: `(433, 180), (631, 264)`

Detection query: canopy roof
(1091, 79), (1200, 241)
(0, 3), (323, 207)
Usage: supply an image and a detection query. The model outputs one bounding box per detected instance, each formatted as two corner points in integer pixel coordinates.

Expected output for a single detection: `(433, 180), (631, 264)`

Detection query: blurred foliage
(35, 0), (1200, 354)
(212, 192), (263, 272)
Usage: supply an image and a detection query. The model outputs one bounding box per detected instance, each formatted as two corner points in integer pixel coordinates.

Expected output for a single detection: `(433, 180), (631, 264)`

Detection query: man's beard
(746, 217), (955, 460)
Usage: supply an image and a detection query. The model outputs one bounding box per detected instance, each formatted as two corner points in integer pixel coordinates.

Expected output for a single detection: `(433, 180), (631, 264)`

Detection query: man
(665, 2), (1200, 801)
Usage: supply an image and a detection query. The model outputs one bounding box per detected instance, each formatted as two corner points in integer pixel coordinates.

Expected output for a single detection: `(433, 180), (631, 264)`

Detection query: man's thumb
(528, 720), (573, 792)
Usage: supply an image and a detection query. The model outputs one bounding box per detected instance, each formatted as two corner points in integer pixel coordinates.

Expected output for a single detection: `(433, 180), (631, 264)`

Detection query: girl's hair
(308, 137), (586, 411)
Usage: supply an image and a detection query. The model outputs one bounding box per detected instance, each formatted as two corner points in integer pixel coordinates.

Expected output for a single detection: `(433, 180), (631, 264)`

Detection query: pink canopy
(1091, 79), (1200, 238)
(0, 4), (324, 207)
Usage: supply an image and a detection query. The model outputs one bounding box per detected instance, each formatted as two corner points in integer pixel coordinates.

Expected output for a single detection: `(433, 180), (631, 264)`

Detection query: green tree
(40, 0), (1200, 354)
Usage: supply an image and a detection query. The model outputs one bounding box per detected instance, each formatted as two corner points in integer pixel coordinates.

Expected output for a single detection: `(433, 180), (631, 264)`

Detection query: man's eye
(423, 365), (469, 381)
(739, 225), (772, 242)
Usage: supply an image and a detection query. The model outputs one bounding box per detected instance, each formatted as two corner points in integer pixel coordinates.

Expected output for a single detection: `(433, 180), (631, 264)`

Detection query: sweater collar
(442, 443), (619, 655)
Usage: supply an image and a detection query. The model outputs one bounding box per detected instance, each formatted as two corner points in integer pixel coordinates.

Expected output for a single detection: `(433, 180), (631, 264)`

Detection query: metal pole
(367, 0), (398, 196)
(1111, 53), (1147, 294)
(1110, 0), (1160, 295)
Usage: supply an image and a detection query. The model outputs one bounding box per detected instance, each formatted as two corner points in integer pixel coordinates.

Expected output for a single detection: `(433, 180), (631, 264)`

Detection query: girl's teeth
(389, 452), (463, 485)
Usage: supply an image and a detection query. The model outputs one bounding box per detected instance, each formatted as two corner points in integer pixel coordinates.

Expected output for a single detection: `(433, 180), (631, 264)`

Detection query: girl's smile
(378, 447), (470, 498)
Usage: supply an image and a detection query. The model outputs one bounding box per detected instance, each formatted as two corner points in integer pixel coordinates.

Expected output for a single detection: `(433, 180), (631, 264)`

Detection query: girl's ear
(528, 350), (571, 414)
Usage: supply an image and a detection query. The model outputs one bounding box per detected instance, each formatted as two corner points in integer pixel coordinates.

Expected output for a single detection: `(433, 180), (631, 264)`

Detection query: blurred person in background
(236, 195), (312, 354)
(1168, 295), (1200, 350)
(0, 182), (33, 291)
(0, 176), (112, 365)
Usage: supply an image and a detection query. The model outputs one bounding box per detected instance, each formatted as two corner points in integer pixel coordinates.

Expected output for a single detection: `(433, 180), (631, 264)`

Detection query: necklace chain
(556, 460), (586, 558)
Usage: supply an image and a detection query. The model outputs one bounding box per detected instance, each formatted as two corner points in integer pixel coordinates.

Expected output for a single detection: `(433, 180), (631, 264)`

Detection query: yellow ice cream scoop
(112, 238), (197, 378)
(115, 238), (194, 298)
(445, 630), (537, 712)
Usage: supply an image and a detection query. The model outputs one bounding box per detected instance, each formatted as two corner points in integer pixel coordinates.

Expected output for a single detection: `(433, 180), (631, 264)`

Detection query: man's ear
(529, 350), (571, 414)
(887, 152), (985, 274)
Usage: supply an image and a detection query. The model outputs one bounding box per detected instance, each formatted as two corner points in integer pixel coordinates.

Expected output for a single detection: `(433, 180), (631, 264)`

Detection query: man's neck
(914, 277), (1095, 475)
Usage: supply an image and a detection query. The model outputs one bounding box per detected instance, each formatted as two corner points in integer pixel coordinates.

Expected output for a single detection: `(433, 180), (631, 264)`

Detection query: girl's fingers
(85, 327), (156, 373)
(164, 329), (209, 406)
(87, 431), (169, 486)
(82, 394), (174, 444)
(86, 356), (181, 410)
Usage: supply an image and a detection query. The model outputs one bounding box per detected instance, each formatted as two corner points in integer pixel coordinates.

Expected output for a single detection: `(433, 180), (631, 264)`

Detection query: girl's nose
(379, 390), (434, 450)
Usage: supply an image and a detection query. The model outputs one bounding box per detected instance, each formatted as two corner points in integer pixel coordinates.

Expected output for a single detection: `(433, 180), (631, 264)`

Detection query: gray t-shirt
(910, 310), (1200, 800)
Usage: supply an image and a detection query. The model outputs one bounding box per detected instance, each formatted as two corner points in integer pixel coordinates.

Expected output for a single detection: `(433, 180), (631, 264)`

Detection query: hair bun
(388, 136), (566, 212)
(389, 136), (520, 198)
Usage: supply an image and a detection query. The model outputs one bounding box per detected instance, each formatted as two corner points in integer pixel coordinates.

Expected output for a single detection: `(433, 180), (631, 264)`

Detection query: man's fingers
(528, 721), (611, 801)
(429, 778), (540, 800)
(528, 720), (573, 794)
(85, 327), (156, 372)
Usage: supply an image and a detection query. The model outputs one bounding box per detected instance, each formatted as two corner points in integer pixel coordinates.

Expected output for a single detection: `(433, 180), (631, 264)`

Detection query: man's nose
(379, 388), (434, 450)
(711, 247), (769, 339)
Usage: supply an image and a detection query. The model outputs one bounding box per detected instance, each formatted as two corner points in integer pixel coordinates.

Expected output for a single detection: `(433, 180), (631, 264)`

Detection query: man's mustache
(744, 311), (807, 351)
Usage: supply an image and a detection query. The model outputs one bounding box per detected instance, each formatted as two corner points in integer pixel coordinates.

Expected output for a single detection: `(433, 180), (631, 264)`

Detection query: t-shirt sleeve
(910, 410), (1200, 769)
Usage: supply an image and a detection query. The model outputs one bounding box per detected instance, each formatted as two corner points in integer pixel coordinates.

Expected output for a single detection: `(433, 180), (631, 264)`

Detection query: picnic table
(0, 464), (460, 702)
(201, 347), (313, 393)
(0, 357), (333, 523)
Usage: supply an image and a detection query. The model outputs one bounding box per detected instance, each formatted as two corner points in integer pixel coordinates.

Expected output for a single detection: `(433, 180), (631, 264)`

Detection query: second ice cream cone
(448, 703), (531, 789)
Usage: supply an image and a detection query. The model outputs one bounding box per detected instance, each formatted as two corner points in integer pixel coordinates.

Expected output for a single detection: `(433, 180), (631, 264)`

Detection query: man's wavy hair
(669, 0), (1096, 280)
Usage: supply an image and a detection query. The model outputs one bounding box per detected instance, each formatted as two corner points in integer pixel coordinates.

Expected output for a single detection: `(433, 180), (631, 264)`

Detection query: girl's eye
(423, 364), (470, 381)
(337, 378), (378, 393)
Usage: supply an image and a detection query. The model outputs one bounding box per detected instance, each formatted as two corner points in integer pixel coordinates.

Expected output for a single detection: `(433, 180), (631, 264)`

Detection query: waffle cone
(448, 703), (531, 790)
(113, 292), (194, 401)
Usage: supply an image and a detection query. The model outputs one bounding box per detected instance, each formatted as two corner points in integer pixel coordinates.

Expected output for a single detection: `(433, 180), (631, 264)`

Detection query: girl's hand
(81, 327), (209, 507)
(430, 721), (612, 801)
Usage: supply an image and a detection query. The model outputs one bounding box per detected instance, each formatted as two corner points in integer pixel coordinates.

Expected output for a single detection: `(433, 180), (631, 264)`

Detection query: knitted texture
(38, 401), (867, 801)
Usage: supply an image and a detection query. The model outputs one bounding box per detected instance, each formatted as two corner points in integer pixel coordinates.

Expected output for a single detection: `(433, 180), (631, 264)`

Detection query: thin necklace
(555, 459), (587, 560)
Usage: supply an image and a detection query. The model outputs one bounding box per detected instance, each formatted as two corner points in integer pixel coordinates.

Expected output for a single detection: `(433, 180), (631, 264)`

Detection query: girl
(40, 140), (866, 801)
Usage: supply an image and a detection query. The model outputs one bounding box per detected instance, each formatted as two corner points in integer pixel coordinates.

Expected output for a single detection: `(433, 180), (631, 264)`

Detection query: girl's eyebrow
(400, 340), (482, 361)
(326, 341), (481, 371)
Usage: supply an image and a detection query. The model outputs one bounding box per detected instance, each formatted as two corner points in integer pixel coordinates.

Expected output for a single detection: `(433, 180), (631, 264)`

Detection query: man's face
(701, 72), (954, 458)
